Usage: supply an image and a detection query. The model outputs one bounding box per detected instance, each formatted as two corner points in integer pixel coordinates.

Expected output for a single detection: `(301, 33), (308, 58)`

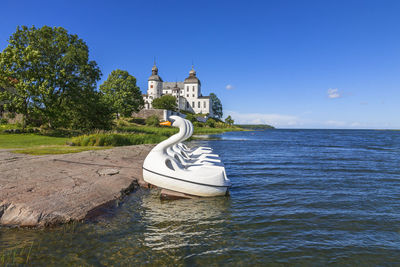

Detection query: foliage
(206, 118), (216, 128)
(129, 117), (146, 125)
(236, 124), (275, 129)
(193, 121), (204, 127)
(225, 115), (234, 126)
(117, 124), (177, 136)
(100, 69), (144, 118)
(0, 118), (7, 124)
(210, 93), (223, 119)
(193, 126), (244, 135)
(0, 25), (112, 130)
(70, 133), (168, 146)
(151, 95), (177, 111)
(185, 113), (197, 123)
(145, 115), (160, 127)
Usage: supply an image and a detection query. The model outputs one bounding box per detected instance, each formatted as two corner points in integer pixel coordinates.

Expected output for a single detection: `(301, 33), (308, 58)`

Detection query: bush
(193, 121), (204, 127)
(70, 133), (168, 147)
(0, 118), (8, 124)
(146, 115), (160, 127)
(206, 118), (216, 128)
(129, 117), (146, 125)
(185, 114), (197, 123)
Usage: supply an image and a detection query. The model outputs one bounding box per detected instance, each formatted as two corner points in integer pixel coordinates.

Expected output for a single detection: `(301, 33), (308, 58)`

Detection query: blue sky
(1, 0), (399, 128)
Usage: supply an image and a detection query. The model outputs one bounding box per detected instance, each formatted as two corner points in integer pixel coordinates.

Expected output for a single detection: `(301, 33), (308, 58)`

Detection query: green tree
(100, 69), (144, 118)
(152, 95), (177, 111)
(210, 93), (223, 119)
(225, 115), (234, 126)
(0, 25), (111, 130)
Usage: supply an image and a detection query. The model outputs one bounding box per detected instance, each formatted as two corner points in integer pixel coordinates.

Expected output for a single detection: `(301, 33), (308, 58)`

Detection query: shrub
(0, 118), (8, 124)
(129, 117), (146, 125)
(206, 118), (216, 128)
(185, 114), (197, 123)
(146, 115), (160, 127)
(193, 121), (204, 127)
(70, 133), (168, 147)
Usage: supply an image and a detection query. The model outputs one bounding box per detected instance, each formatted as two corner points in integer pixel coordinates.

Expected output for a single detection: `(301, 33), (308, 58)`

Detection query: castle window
(192, 94), (194, 97)
(187, 86), (189, 92)
(204, 101), (206, 108)
(187, 94), (189, 97)
(192, 102), (194, 107)
(198, 101), (200, 108)
(192, 86), (194, 91)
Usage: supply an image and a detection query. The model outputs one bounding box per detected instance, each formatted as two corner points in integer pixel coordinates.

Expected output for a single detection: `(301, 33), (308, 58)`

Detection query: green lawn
(0, 121), (244, 155)
(0, 134), (68, 148)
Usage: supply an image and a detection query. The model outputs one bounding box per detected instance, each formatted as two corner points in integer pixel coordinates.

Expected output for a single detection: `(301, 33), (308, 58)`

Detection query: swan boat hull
(143, 167), (229, 197)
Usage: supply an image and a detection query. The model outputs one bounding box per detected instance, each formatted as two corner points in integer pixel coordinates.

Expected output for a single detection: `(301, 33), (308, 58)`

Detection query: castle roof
(148, 64), (163, 82)
(184, 66), (201, 85)
(162, 82), (184, 90)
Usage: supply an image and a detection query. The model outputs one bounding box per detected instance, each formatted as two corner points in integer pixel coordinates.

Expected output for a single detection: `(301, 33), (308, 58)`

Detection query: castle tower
(148, 62), (163, 100)
(184, 65), (201, 101)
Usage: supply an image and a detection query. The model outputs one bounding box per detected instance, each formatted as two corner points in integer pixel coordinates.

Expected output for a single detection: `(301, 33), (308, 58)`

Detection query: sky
(1, 0), (399, 129)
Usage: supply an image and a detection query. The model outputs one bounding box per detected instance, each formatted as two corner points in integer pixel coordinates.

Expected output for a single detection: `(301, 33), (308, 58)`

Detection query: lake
(1, 129), (400, 265)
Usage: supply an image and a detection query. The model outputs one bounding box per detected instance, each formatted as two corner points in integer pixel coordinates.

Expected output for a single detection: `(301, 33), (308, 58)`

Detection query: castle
(143, 64), (213, 117)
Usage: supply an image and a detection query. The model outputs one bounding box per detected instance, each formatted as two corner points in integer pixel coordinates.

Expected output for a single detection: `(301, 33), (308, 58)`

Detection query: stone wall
(132, 109), (166, 120)
(131, 109), (186, 121)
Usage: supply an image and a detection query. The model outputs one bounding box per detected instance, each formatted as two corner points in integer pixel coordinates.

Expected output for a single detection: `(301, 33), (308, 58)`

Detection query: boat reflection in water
(140, 191), (232, 251)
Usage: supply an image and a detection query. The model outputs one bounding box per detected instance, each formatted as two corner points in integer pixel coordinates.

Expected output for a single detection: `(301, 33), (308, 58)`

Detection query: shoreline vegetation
(235, 124), (275, 130)
(0, 117), (246, 155)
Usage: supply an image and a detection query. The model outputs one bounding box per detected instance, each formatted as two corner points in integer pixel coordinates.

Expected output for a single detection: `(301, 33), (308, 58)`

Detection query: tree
(0, 25), (112, 130)
(152, 95), (177, 111)
(210, 93), (223, 119)
(225, 115), (234, 126)
(100, 69), (144, 118)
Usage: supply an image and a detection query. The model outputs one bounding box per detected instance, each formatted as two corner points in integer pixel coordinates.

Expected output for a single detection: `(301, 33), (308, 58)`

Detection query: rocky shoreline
(0, 145), (154, 227)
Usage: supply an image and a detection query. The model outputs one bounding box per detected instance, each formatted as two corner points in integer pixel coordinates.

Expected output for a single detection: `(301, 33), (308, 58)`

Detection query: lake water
(1, 129), (400, 265)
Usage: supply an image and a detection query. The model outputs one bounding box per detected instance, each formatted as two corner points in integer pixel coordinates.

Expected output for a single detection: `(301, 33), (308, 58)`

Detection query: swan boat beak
(160, 121), (172, 127)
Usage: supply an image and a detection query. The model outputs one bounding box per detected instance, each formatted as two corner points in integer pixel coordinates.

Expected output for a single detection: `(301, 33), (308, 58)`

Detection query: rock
(98, 168), (119, 176)
(0, 144), (154, 227)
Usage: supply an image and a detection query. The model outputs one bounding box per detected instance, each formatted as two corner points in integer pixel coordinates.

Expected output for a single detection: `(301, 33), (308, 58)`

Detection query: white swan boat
(142, 116), (231, 197)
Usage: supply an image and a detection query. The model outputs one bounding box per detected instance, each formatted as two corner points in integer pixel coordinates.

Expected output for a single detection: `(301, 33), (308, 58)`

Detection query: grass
(0, 119), (244, 155)
(0, 134), (68, 148)
(70, 133), (169, 146)
(0, 241), (35, 265)
(193, 126), (245, 135)
(0, 123), (21, 131)
(116, 125), (178, 136)
(13, 145), (112, 155)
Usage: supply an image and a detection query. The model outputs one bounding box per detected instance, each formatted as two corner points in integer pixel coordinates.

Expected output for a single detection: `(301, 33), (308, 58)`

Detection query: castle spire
(151, 58), (158, 75)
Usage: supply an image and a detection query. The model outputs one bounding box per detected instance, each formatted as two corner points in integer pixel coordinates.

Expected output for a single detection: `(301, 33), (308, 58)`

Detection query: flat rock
(98, 168), (120, 176)
(0, 144), (154, 227)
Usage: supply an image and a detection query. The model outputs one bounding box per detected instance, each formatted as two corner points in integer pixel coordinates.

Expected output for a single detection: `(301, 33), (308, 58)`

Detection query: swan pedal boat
(143, 116), (231, 197)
